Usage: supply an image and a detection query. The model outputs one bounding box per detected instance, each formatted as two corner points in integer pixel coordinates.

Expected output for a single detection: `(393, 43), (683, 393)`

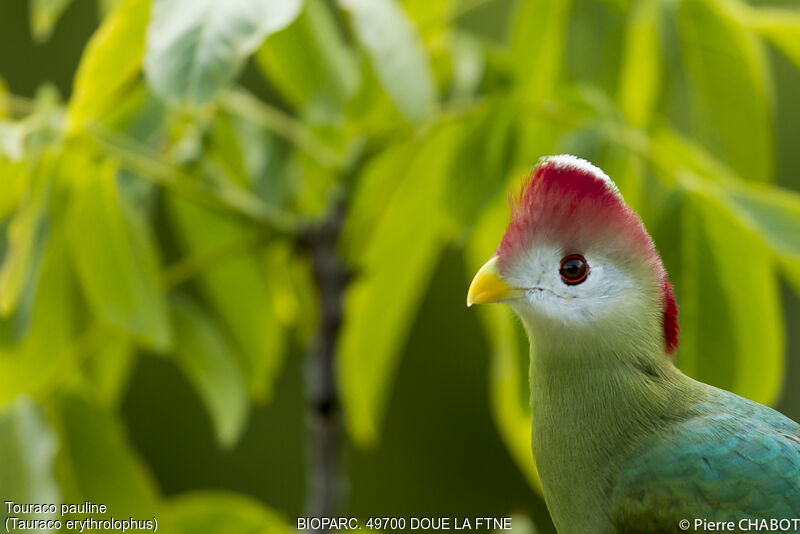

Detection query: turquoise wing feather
(610, 388), (800, 533)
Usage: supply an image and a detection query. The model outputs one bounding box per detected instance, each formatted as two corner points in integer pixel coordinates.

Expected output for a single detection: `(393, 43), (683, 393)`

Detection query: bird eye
(559, 255), (589, 285)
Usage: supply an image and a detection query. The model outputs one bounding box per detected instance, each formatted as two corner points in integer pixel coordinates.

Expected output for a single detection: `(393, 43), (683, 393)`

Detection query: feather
(610, 387), (800, 532)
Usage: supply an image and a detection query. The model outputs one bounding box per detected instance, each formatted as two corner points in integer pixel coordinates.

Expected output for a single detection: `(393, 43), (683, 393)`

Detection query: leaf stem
(82, 124), (303, 235)
(162, 228), (272, 290)
(219, 90), (347, 170)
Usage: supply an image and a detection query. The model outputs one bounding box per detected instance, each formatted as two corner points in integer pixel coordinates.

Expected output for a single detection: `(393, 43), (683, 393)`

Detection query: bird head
(468, 155), (679, 358)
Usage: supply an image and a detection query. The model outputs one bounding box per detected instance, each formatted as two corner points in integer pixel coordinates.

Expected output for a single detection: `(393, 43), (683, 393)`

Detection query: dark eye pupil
(559, 255), (588, 285)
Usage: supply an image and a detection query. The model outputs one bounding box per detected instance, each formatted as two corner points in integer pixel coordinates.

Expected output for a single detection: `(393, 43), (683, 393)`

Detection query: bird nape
(467, 155), (800, 534)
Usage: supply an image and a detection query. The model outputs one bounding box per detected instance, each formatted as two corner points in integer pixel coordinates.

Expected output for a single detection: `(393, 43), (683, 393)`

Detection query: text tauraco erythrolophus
(467, 155), (800, 534)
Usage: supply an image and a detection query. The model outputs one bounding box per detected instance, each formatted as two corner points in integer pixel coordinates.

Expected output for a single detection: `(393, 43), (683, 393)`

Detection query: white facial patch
(501, 243), (649, 329)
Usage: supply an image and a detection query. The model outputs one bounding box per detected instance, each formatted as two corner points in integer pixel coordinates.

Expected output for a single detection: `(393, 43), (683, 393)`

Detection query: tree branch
(301, 193), (352, 531)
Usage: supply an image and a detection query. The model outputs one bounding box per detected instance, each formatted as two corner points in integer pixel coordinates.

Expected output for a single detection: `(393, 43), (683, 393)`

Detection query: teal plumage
(611, 388), (800, 532)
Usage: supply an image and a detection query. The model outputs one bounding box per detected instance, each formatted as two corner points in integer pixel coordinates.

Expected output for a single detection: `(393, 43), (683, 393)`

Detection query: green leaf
(600, 146), (648, 216)
(651, 127), (800, 293)
(0, 397), (60, 529)
(205, 114), (250, 188)
(465, 192), (541, 493)
(340, 139), (418, 262)
(650, 128), (735, 187)
(97, 0), (123, 18)
(679, 188), (783, 406)
(339, 123), (462, 446)
(166, 195), (286, 402)
(67, 0), (151, 134)
(617, 0), (661, 128)
(163, 491), (291, 534)
(678, 0), (774, 182)
(780, 258), (800, 298)
(204, 111), (284, 196)
(276, 248), (317, 344)
(171, 296), (249, 448)
(0, 163), (49, 319)
(401, 0), (450, 25)
(0, 161), (28, 219)
(721, 185), (800, 294)
(0, 76), (9, 118)
(30, 0), (74, 43)
(448, 32), (485, 102)
(338, 0), (437, 123)
(52, 394), (160, 521)
(256, 0), (359, 115)
(96, 85), (168, 146)
(443, 106), (517, 232)
(725, 188), (800, 260)
(739, 4), (800, 72)
(509, 0), (573, 164)
(342, 58), (405, 137)
(510, 0), (573, 99)
(144, 0), (302, 106)
(85, 331), (136, 407)
(0, 218), (82, 404)
(67, 159), (171, 350)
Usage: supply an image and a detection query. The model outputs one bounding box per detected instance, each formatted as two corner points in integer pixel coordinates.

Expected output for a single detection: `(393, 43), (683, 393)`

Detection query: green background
(1, 0), (800, 532)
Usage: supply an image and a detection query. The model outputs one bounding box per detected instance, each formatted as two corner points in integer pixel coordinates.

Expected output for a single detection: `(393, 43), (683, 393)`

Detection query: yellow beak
(467, 256), (517, 306)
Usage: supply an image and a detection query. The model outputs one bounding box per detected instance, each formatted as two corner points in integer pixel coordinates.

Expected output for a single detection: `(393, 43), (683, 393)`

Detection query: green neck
(527, 336), (701, 533)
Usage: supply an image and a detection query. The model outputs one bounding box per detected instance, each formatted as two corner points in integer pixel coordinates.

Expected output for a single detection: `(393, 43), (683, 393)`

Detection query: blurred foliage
(1, 0), (800, 532)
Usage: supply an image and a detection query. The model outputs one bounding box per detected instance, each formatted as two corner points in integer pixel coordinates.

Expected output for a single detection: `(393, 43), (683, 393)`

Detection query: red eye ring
(559, 254), (589, 285)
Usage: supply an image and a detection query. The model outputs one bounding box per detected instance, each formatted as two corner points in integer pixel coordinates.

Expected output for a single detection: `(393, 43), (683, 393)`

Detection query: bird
(467, 155), (800, 534)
